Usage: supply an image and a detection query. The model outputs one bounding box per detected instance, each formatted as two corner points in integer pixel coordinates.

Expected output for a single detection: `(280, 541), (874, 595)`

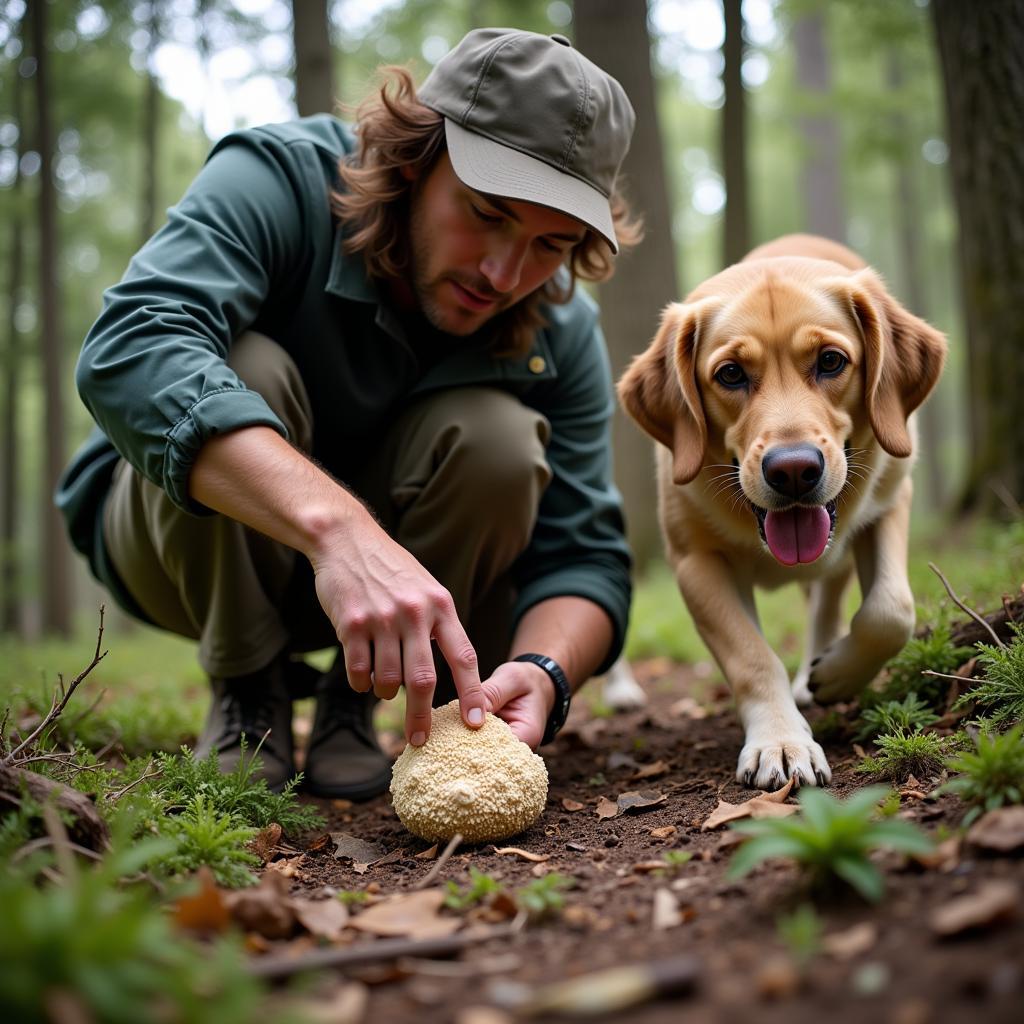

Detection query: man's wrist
(513, 653), (571, 745)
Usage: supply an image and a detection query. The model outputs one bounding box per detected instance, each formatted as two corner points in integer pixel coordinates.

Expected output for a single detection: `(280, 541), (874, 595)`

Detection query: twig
(15, 755), (102, 773)
(11, 835), (104, 864)
(928, 563), (1005, 649)
(412, 832), (463, 891)
(921, 669), (972, 683)
(107, 765), (162, 803)
(3, 607), (109, 766)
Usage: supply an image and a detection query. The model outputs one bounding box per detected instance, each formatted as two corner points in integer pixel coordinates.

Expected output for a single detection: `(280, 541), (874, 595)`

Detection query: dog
(617, 234), (946, 790)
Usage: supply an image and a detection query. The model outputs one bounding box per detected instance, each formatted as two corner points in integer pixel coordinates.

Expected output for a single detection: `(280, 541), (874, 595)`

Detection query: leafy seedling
(856, 729), (950, 782)
(954, 623), (1024, 728)
(775, 903), (822, 968)
(855, 693), (939, 742)
(942, 723), (1024, 824)
(658, 850), (694, 876)
(159, 794), (260, 888)
(728, 786), (933, 902)
(873, 625), (972, 707)
(516, 873), (576, 919)
(444, 868), (504, 911)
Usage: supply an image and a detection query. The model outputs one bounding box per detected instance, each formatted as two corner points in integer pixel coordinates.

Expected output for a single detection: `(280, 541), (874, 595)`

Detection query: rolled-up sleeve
(74, 130), (310, 513)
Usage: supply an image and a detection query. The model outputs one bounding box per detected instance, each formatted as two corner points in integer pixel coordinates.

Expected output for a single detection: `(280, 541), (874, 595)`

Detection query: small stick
(928, 563), (1005, 649)
(11, 835), (104, 864)
(921, 669), (972, 683)
(107, 765), (162, 803)
(412, 832), (463, 891)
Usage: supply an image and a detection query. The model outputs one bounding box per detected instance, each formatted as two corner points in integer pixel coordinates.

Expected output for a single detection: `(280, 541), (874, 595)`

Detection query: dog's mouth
(750, 499), (837, 566)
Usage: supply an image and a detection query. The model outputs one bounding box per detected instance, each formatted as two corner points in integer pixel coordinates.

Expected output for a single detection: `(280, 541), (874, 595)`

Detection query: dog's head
(617, 258), (947, 565)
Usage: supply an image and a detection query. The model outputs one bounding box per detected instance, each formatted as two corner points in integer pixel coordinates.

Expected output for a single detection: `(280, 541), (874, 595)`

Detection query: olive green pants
(102, 332), (552, 683)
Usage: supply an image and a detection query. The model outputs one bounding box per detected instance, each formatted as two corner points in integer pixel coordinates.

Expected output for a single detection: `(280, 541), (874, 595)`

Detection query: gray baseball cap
(418, 28), (635, 253)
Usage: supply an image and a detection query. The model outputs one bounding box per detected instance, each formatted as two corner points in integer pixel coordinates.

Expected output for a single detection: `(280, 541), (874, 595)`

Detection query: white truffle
(390, 700), (549, 843)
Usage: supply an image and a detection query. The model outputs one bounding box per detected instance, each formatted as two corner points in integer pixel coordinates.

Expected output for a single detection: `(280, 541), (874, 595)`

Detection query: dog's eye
(818, 350), (847, 377)
(715, 362), (748, 389)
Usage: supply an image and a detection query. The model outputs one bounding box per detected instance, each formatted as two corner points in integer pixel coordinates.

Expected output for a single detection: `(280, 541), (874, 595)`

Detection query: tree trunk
(292, 0), (335, 117)
(31, 0), (72, 636)
(932, 0), (1024, 514)
(721, 0), (749, 265)
(792, 10), (845, 242)
(139, 0), (161, 245)
(1, 45), (25, 635)
(574, 0), (679, 569)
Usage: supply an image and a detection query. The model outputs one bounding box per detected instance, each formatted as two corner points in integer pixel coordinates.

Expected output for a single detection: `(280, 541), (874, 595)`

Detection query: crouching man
(57, 29), (640, 797)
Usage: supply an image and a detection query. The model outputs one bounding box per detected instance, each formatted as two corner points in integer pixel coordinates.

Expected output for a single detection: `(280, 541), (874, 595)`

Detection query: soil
(266, 659), (1024, 1024)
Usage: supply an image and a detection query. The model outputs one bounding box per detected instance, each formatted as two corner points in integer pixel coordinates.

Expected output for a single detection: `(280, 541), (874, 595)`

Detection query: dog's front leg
(674, 550), (832, 789)
(810, 478), (916, 702)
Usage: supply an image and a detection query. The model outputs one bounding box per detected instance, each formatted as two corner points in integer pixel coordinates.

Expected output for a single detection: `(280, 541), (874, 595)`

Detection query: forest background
(0, 0), (1019, 646)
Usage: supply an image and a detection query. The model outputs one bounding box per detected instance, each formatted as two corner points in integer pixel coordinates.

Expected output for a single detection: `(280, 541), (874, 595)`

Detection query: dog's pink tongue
(764, 506), (831, 565)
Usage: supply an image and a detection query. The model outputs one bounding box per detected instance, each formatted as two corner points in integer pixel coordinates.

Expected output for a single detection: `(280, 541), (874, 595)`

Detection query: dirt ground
(266, 659), (1023, 1024)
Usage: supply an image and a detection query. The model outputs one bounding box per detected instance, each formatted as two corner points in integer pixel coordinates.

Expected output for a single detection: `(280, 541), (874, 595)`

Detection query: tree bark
(574, 0), (679, 568)
(792, 10), (846, 242)
(292, 0), (335, 117)
(932, 0), (1024, 514)
(721, 0), (749, 265)
(31, 0), (72, 636)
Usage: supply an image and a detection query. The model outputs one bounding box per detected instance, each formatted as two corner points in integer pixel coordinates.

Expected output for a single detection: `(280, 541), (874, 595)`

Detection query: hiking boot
(304, 663), (391, 800)
(194, 656), (295, 793)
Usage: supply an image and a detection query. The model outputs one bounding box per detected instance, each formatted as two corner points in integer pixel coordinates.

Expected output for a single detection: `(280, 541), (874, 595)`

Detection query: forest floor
(242, 657), (1024, 1024)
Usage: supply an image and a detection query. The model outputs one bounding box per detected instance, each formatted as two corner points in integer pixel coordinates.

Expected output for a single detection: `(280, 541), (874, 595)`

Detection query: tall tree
(932, 0), (1024, 512)
(792, 9), (845, 241)
(292, 0), (335, 116)
(575, 0), (679, 567)
(31, 0), (72, 636)
(721, 0), (749, 264)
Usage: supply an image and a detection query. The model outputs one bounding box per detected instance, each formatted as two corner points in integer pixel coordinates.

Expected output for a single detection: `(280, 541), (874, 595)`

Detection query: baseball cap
(418, 28), (635, 253)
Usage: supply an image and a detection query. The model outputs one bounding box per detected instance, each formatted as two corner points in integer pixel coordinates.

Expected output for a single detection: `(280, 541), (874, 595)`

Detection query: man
(57, 28), (640, 799)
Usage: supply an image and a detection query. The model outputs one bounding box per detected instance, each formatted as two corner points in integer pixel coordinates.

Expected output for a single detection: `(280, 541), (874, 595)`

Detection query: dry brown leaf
(224, 871), (296, 939)
(290, 896), (350, 942)
(415, 844), (439, 860)
(823, 922), (877, 960)
(265, 854), (304, 879)
(306, 832), (337, 856)
(631, 760), (670, 781)
(617, 790), (667, 814)
(172, 866), (230, 935)
(332, 833), (387, 865)
(967, 806), (1024, 853)
(650, 825), (678, 840)
(561, 798), (585, 812)
(249, 822), (283, 863)
(912, 835), (961, 872)
(530, 862), (551, 878)
(701, 778), (796, 830)
(492, 846), (550, 863)
(595, 796), (619, 820)
(668, 697), (707, 720)
(930, 881), (1020, 937)
(349, 888), (461, 939)
(633, 861), (668, 874)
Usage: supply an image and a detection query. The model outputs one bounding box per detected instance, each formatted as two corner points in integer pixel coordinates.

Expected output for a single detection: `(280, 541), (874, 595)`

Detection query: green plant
(775, 904), (822, 968)
(658, 850), (693, 875)
(444, 868), (504, 911)
(942, 724), (1024, 824)
(855, 693), (939, 741)
(159, 795), (260, 888)
(856, 729), (950, 782)
(516, 873), (576, 918)
(954, 624), (1024, 727)
(873, 625), (972, 706)
(336, 889), (371, 907)
(728, 786), (933, 902)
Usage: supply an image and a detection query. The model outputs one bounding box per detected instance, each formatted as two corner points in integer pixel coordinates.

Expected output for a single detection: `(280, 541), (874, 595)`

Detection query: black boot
(193, 656), (295, 792)
(304, 660), (391, 800)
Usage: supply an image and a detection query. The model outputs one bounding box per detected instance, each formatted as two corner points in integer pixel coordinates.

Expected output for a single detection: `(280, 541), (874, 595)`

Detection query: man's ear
(832, 269), (948, 458)
(617, 299), (717, 485)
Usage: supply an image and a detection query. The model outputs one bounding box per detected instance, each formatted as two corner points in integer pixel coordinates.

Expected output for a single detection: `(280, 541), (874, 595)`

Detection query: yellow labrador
(618, 234), (946, 789)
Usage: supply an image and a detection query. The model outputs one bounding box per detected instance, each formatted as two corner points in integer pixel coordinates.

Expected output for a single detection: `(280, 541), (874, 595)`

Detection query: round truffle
(390, 700), (549, 843)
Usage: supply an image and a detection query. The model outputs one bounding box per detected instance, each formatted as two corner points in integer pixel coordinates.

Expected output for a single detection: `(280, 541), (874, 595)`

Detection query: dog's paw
(790, 670), (814, 707)
(601, 658), (648, 710)
(807, 635), (883, 703)
(736, 711), (832, 790)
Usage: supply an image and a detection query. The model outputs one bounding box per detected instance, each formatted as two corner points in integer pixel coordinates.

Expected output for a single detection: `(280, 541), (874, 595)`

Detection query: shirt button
(528, 355), (547, 374)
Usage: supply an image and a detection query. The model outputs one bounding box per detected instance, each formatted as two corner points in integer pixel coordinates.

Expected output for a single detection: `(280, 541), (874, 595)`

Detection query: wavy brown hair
(331, 67), (643, 358)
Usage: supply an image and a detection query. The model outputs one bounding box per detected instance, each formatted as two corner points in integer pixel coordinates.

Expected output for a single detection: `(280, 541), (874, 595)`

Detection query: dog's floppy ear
(834, 269), (947, 458)
(617, 299), (717, 485)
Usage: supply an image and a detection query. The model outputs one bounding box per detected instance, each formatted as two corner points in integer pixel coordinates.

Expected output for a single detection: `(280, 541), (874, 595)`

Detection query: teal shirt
(56, 115), (631, 670)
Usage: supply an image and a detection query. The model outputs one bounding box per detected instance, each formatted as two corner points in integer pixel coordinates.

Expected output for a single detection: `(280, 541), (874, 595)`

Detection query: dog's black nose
(762, 444), (824, 499)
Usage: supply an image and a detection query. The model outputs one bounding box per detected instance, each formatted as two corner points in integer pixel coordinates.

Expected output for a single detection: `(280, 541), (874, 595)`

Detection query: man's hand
(482, 659), (556, 749)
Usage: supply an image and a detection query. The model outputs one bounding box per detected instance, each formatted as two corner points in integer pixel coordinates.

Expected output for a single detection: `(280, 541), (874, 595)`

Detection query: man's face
(404, 152), (588, 335)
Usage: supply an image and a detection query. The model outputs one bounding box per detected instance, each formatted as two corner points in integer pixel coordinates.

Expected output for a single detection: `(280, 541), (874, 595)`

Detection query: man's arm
(481, 594), (614, 747)
(189, 425), (487, 744)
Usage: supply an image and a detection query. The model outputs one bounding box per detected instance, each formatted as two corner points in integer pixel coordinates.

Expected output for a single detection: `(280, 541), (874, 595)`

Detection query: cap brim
(444, 118), (618, 254)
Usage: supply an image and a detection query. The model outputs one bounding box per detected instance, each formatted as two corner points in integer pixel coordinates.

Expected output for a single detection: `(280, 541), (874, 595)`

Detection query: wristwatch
(513, 653), (572, 746)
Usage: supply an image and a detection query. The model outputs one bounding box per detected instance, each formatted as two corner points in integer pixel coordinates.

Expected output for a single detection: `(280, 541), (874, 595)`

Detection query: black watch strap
(513, 653), (571, 746)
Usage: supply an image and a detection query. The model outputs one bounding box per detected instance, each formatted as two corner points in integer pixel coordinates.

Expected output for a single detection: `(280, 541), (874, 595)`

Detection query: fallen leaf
(967, 806), (1024, 853)
(172, 867), (230, 934)
(265, 854), (304, 878)
(651, 888), (683, 930)
(595, 796), (619, 820)
(306, 832), (337, 856)
(531, 862), (551, 878)
(249, 822), (283, 863)
(853, 743), (868, 759)
(331, 799), (354, 811)
(650, 825), (678, 840)
(617, 790), (667, 814)
(492, 847), (550, 863)
(631, 760), (670, 781)
(930, 881), (1020, 937)
(668, 697), (707, 720)
(823, 922), (877, 960)
(455, 1006), (515, 1024)
(756, 955), (802, 1000)
(633, 861), (668, 874)
(701, 778), (797, 830)
(606, 751), (641, 771)
(912, 835), (961, 872)
(349, 888), (461, 939)
(290, 896), (350, 942)
(566, 841), (589, 852)
(415, 844), (439, 860)
(224, 871), (296, 939)
(332, 833), (387, 865)
(561, 798), (585, 812)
